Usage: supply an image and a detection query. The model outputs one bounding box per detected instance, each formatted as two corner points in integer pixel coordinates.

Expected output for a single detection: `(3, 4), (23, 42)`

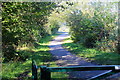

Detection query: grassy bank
(62, 38), (120, 65)
(2, 33), (68, 80)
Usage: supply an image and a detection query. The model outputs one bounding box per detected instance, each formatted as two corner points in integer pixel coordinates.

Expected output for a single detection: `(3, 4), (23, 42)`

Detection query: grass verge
(62, 38), (120, 65)
(2, 33), (68, 80)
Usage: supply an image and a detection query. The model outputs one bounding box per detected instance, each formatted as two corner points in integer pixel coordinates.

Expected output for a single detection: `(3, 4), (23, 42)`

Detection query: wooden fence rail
(32, 60), (120, 80)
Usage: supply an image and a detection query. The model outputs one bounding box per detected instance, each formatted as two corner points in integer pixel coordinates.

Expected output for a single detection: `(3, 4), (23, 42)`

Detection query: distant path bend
(48, 32), (108, 79)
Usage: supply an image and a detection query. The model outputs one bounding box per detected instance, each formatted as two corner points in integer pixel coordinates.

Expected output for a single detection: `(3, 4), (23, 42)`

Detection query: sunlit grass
(17, 47), (29, 51)
(2, 33), (68, 79)
(51, 72), (68, 78)
(62, 38), (120, 65)
(2, 60), (32, 79)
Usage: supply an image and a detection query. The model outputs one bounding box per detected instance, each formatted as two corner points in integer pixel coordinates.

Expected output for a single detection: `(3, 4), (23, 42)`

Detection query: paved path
(48, 32), (109, 80)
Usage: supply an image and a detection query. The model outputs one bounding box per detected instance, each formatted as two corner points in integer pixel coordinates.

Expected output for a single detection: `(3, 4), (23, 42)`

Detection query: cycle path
(49, 32), (109, 80)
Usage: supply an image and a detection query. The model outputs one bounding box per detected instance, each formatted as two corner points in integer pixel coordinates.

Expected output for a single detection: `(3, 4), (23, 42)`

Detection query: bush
(66, 2), (118, 52)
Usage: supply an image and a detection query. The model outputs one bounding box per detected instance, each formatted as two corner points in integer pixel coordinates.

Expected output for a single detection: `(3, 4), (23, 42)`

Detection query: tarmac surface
(48, 32), (119, 80)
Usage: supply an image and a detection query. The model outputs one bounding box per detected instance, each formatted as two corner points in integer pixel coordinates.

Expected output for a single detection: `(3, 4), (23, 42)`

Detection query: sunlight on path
(48, 32), (108, 79)
(49, 32), (71, 46)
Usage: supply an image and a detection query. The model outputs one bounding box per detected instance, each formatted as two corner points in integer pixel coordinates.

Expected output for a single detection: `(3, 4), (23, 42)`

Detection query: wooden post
(40, 66), (51, 80)
(32, 60), (38, 80)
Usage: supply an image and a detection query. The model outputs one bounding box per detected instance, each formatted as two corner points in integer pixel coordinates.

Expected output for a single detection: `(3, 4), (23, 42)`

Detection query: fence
(32, 60), (120, 80)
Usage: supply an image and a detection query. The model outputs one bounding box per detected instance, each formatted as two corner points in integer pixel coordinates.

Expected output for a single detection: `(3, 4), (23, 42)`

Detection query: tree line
(66, 2), (119, 53)
(2, 2), (119, 62)
(2, 2), (59, 62)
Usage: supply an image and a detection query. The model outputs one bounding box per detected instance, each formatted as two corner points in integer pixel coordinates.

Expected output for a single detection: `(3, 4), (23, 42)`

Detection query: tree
(2, 2), (57, 62)
(66, 2), (118, 51)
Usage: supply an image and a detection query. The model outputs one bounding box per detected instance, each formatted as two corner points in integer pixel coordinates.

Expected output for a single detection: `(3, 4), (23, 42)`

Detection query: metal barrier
(32, 60), (120, 80)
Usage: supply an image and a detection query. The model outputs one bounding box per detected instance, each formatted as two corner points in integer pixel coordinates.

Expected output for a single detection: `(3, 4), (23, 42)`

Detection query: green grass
(62, 38), (120, 65)
(2, 60), (31, 80)
(2, 33), (68, 80)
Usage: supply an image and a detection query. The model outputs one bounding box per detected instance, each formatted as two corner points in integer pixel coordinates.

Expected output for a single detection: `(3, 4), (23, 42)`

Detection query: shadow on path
(49, 32), (109, 80)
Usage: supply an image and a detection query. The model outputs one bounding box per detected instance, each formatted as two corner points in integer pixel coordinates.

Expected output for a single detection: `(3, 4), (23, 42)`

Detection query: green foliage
(49, 20), (60, 34)
(2, 2), (57, 62)
(66, 2), (118, 52)
(2, 60), (32, 79)
(67, 10), (100, 47)
(46, 12), (60, 34)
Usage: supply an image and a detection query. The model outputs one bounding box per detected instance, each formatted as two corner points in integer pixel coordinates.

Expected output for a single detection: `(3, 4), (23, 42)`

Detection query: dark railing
(32, 60), (120, 80)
